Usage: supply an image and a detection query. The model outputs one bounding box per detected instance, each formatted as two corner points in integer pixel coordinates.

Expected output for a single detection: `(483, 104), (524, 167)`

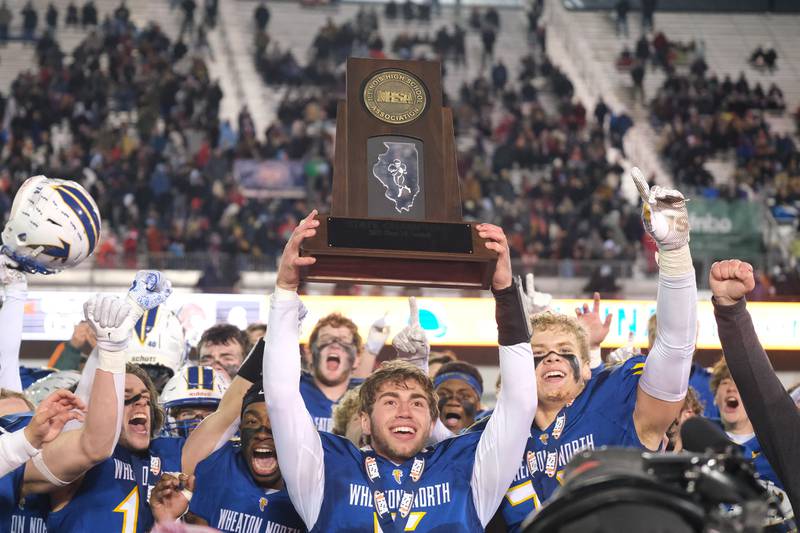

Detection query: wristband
(492, 277), (533, 346)
(236, 338), (264, 383)
(656, 245), (693, 277)
(97, 348), (126, 374)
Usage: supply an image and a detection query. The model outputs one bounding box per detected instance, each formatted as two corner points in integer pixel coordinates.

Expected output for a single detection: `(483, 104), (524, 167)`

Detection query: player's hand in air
(631, 167), (690, 251)
(392, 297), (429, 369)
(477, 223), (512, 291)
(606, 330), (641, 365)
(127, 270), (172, 312)
(709, 259), (755, 306)
(276, 210), (319, 291)
(523, 272), (552, 314)
(575, 292), (612, 350)
(365, 313), (391, 356)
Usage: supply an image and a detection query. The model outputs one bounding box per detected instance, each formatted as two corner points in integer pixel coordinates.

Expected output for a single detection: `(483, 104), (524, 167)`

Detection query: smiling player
(263, 210), (537, 531)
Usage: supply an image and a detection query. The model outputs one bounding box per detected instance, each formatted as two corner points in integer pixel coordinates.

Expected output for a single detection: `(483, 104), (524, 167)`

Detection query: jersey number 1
(113, 486), (139, 533)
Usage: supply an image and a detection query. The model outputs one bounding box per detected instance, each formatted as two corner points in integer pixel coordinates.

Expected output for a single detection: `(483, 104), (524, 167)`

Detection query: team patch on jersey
(150, 456), (161, 476)
(552, 414), (566, 440)
(410, 457), (424, 482)
(399, 491), (414, 518)
(259, 496), (268, 512)
(539, 433), (548, 445)
(526, 451), (538, 475)
(366, 457), (380, 481)
(545, 452), (558, 478)
(393, 469), (404, 485)
(374, 490), (389, 516)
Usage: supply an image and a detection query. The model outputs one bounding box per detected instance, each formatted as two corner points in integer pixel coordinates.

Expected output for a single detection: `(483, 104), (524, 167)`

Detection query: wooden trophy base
(300, 215), (497, 289)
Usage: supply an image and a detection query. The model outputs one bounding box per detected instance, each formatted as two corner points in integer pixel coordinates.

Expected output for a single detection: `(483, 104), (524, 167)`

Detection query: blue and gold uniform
(689, 363), (720, 419)
(47, 438), (183, 533)
(1, 464), (50, 533)
(496, 356), (648, 532)
(299, 373), (363, 433)
(189, 441), (305, 532)
(312, 431), (483, 532)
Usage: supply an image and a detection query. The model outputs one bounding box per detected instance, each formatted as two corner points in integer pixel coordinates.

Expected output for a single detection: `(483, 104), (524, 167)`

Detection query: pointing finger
(631, 167), (650, 203)
(408, 297), (419, 327)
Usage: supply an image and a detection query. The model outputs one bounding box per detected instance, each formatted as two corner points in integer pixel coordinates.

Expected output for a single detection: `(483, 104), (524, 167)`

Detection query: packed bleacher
(0, 2), (648, 293)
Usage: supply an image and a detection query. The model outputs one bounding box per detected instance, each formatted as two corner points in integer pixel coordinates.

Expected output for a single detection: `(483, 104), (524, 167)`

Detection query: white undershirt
(727, 431), (755, 445)
(263, 289), (537, 530)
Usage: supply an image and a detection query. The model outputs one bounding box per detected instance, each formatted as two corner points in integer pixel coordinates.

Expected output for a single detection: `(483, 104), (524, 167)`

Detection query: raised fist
(127, 270), (172, 311)
(84, 295), (140, 353)
(631, 167), (690, 251)
(709, 259), (755, 306)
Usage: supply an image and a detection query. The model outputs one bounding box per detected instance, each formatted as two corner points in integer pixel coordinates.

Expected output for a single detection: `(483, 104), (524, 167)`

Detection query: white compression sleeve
(263, 290), (325, 530)
(0, 280), (27, 391)
(110, 370), (125, 449)
(471, 342), (537, 527)
(639, 271), (697, 402)
(589, 346), (603, 370)
(0, 428), (39, 477)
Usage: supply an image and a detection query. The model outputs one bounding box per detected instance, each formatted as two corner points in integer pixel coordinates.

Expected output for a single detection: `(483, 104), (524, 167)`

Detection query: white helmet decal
(2, 175), (101, 274)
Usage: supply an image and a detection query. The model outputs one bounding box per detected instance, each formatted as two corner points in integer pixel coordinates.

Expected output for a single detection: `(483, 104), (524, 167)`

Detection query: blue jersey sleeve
(188, 441), (236, 522)
(585, 356), (646, 446)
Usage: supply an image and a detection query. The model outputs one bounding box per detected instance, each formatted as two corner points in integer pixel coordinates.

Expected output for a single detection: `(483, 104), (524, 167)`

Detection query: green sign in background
(687, 198), (764, 262)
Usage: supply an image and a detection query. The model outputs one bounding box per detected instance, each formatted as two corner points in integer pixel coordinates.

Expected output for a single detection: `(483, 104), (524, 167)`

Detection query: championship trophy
(300, 58), (497, 289)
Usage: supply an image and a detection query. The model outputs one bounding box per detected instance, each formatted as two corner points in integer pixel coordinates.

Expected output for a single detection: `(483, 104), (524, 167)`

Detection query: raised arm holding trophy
(300, 57), (497, 289)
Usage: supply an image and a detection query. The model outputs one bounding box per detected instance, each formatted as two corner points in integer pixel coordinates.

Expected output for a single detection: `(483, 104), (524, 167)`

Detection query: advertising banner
(20, 292), (800, 350)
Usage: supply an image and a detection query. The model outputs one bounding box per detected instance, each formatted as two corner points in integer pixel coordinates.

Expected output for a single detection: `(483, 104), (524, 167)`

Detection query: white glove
(524, 273), (552, 314)
(392, 297), (430, 371)
(606, 330), (641, 365)
(365, 313), (390, 355)
(84, 295), (140, 353)
(127, 270), (172, 311)
(631, 167), (690, 252)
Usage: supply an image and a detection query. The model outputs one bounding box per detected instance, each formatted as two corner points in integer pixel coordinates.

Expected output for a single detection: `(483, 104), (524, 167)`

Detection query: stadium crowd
(0, 3), (796, 531)
(0, 2), (649, 294)
(0, 166), (797, 532)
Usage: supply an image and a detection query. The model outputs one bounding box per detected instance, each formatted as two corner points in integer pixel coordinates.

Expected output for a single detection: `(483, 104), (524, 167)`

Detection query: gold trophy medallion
(363, 70), (427, 125)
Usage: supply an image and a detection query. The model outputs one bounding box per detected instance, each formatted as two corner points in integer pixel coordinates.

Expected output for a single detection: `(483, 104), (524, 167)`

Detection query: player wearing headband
(493, 168), (699, 531)
(433, 362), (485, 433)
(263, 211), (537, 532)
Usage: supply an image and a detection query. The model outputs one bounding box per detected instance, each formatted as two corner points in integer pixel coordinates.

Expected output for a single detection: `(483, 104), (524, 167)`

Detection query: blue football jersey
(311, 431), (483, 532)
(47, 437), (183, 533)
(688, 363), (720, 419)
(299, 372), (363, 433)
(499, 356), (647, 532)
(188, 441), (305, 532)
(1, 465), (49, 533)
